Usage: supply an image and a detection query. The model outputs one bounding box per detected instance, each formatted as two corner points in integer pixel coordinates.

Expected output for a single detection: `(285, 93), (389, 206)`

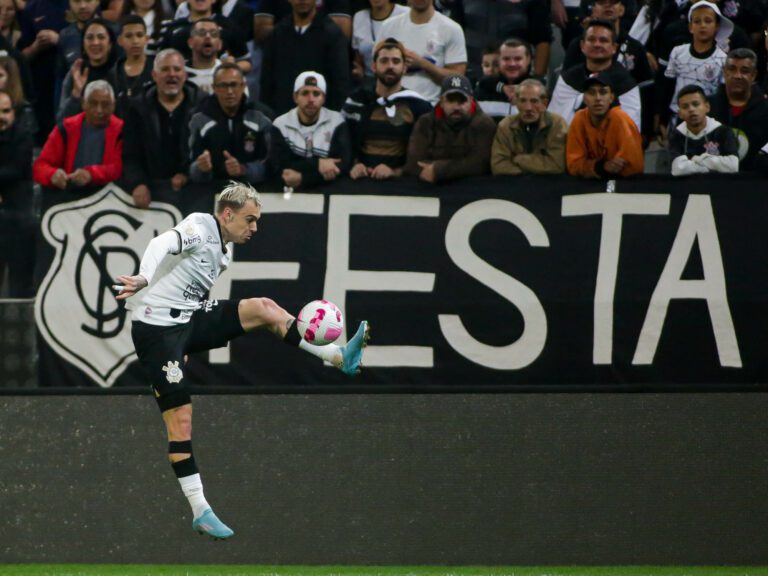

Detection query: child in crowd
(660, 1), (728, 130)
(669, 83), (738, 176)
(480, 42), (499, 79)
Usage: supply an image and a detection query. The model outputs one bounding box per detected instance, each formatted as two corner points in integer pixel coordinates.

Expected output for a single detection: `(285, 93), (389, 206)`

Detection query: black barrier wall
(1, 394), (766, 564)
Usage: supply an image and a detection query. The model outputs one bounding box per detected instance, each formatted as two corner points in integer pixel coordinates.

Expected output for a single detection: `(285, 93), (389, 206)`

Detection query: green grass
(2, 566), (768, 576)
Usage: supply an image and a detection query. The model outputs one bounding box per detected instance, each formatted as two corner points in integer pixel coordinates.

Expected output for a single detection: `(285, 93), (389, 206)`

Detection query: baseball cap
(293, 71), (327, 94)
(440, 74), (473, 99)
(583, 71), (614, 90)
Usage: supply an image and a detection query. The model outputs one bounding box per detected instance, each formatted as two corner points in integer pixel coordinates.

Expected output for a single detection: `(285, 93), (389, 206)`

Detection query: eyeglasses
(213, 81), (243, 91)
(192, 29), (220, 38)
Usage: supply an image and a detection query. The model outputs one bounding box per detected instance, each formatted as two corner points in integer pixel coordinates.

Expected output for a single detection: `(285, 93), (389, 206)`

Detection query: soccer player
(114, 181), (369, 539)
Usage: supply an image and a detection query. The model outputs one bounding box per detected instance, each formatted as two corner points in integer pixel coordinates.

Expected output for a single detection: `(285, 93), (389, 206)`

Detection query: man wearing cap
(549, 19), (641, 129)
(189, 63), (272, 188)
(405, 74), (496, 183)
(491, 78), (569, 175)
(343, 38), (432, 181)
(271, 71), (352, 190)
(566, 71), (643, 178)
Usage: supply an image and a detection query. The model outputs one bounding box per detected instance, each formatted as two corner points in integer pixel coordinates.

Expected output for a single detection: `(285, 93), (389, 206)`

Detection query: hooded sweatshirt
(669, 116), (739, 175)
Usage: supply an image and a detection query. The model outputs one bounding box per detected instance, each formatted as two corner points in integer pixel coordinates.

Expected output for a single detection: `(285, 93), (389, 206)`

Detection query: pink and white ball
(296, 300), (344, 345)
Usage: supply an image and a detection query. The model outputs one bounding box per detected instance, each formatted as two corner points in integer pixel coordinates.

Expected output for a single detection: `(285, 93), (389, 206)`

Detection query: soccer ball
(296, 300), (344, 345)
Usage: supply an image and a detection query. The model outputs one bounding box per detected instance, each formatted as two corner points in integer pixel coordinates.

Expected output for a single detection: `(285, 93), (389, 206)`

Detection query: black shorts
(131, 299), (245, 412)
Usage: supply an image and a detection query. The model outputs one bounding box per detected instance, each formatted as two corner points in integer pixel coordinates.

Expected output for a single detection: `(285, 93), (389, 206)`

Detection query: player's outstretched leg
(192, 508), (235, 540)
(339, 320), (370, 376)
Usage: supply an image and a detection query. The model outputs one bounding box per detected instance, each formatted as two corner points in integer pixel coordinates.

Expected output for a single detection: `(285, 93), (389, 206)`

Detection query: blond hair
(216, 180), (262, 213)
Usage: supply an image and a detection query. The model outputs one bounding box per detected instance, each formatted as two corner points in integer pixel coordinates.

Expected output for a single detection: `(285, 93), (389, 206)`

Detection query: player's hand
(113, 274), (148, 300)
(349, 162), (369, 180)
(223, 150), (243, 177)
(132, 184), (151, 208)
(68, 168), (92, 187)
(417, 161), (436, 183)
(318, 157), (341, 181)
(282, 168), (302, 188)
(196, 149), (213, 172)
(171, 173), (188, 191)
(370, 163), (395, 180)
(51, 168), (68, 189)
(604, 157), (628, 174)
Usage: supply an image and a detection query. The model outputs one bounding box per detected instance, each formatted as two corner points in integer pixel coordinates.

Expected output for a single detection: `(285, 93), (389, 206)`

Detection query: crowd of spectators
(2, 0), (768, 296)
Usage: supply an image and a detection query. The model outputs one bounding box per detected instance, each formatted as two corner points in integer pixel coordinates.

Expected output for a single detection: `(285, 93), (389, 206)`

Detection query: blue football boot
(192, 508), (234, 540)
(340, 320), (370, 376)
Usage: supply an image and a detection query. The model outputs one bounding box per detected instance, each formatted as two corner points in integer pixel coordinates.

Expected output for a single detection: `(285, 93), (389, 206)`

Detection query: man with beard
(123, 49), (205, 209)
(184, 18), (223, 95)
(343, 38), (432, 181)
(708, 48), (768, 171)
(0, 89), (36, 297)
(549, 19), (641, 129)
(379, 0), (467, 105)
(405, 74), (496, 183)
(33, 80), (124, 191)
(474, 38), (535, 122)
(189, 63), (272, 187)
(260, 0), (351, 116)
(271, 71), (351, 190)
(491, 78), (568, 175)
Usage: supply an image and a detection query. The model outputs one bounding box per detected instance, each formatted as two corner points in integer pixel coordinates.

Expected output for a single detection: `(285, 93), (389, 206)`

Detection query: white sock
(178, 473), (210, 519)
(299, 340), (342, 365)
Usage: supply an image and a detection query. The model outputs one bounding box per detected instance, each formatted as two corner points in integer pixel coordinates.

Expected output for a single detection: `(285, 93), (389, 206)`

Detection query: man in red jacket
(33, 80), (123, 190)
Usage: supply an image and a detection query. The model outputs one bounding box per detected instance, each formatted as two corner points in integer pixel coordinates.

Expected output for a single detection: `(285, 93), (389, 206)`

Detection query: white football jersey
(129, 213), (233, 326)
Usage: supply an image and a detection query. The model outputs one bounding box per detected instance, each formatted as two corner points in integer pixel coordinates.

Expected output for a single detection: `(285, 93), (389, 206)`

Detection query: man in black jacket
(260, 0), (351, 116)
(123, 49), (205, 210)
(189, 63), (273, 185)
(708, 48), (768, 171)
(0, 89), (36, 296)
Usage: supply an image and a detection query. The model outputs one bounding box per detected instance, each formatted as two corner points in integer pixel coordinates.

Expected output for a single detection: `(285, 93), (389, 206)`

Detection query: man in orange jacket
(566, 71), (643, 179)
(33, 80), (123, 190)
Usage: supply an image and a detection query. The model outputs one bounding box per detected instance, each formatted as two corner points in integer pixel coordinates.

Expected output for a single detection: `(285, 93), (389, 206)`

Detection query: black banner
(33, 174), (768, 390)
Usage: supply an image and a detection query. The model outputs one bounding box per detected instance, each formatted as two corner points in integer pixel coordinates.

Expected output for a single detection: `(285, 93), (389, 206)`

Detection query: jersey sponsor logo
(36, 185), (182, 387)
(162, 360), (184, 383)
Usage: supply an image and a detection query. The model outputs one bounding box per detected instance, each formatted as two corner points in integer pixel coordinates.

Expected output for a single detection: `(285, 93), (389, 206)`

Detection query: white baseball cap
(293, 71), (327, 94)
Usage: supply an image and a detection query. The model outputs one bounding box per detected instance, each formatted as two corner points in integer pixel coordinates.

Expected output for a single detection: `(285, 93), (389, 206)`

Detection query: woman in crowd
(0, 54), (37, 133)
(0, 0), (21, 47)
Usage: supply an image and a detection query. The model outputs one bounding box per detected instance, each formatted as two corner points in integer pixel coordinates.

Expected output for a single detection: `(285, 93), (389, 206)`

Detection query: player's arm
(114, 230), (181, 299)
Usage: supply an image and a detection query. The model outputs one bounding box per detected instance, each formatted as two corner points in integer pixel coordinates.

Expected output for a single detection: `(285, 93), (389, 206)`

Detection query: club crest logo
(162, 360), (184, 383)
(35, 184), (182, 387)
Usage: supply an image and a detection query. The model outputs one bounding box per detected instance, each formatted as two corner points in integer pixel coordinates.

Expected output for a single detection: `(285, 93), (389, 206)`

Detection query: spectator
(58, 0), (101, 73)
(58, 18), (119, 121)
(33, 80), (124, 190)
(709, 48), (768, 171)
(0, 88), (35, 297)
(189, 62), (272, 184)
(462, 0), (551, 78)
(17, 0), (68, 142)
(108, 14), (153, 112)
(475, 37), (534, 122)
(120, 0), (165, 54)
(549, 19), (641, 129)
(479, 42), (499, 78)
(0, 33), (35, 106)
(271, 71), (351, 190)
(405, 74), (496, 183)
(552, 0), (586, 50)
(491, 78), (568, 175)
(173, 0), (254, 51)
(160, 0), (251, 73)
(254, 0), (352, 44)
(184, 17), (222, 95)
(123, 48), (203, 208)
(566, 71), (643, 178)
(579, 0), (638, 33)
(343, 37), (432, 180)
(379, 0), (467, 104)
(0, 54), (36, 133)
(669, 83), (738, 176)
(657, 1), (727, 133)
(260, 0), (351, 116)
(351, 0), (408, 85)
(0, 0), (21, 47)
